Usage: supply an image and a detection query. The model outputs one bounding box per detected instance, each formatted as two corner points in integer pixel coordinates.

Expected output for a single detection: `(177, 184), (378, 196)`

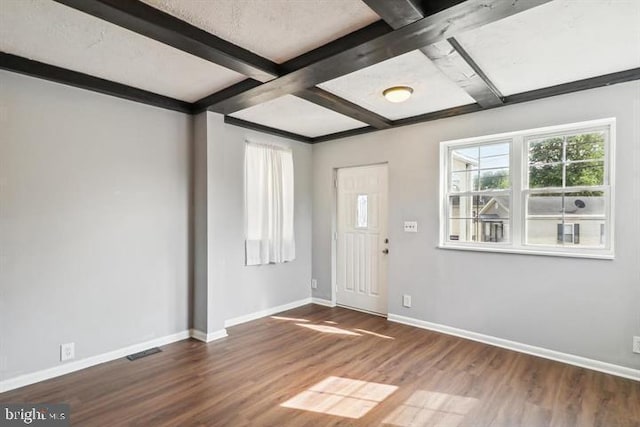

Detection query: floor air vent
(126, 347), (162, 361)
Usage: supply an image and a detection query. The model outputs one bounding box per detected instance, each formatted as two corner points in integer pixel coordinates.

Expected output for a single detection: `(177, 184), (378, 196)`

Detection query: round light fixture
(383, 86), (413, 103)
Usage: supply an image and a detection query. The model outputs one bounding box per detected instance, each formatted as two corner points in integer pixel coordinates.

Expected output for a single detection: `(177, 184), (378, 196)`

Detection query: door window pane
(356, 194), (368, 228)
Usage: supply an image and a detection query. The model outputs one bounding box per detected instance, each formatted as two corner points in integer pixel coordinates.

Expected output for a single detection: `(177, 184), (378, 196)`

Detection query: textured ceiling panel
(318, 50), (476, 120)
(230, 95), (367, 138)
(456, 0), (640, 96)
(0, 0), (246, 102)
(140, 0), (380, 63)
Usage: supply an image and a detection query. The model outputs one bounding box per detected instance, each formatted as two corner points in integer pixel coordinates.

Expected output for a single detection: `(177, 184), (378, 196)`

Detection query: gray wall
(0, 71), (192, 379)
(312, 81), (640, 370)
(204, 113), (312, 330)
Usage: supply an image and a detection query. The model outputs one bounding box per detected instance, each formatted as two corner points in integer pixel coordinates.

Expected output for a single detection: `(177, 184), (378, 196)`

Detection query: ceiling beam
(0, 52), (193, 114)
(295, 87), (392, 129)
(201, 0), (550, 115)
(363, 0), (503, 108)
(503, 67), (640, 105)
(224, 116), (312, 143)
(52, 0), (278, 82)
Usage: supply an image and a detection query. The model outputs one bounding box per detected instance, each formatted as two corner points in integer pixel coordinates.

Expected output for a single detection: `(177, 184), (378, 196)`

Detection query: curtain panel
(244, 141), (295, 265)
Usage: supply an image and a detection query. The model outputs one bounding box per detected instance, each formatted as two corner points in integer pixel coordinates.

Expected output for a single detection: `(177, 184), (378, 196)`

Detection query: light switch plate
(404, 221), (418, 232)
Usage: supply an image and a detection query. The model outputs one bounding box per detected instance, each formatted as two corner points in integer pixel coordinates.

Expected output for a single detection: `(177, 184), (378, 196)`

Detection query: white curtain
(245, 141), (295, 265)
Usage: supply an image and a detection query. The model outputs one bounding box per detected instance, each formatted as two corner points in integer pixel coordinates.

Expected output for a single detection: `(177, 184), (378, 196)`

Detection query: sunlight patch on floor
(281, 376), (398, 419)
(353, 328), (395, 339)
(382, 390), (478, 427)
(296, 323), (361, 336)
(271, 316), (310, 322)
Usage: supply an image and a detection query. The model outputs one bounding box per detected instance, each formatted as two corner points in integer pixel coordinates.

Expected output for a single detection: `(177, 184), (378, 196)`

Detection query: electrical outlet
(403, 294), (412, 308)
(633, 336), (640, 354)
(311, 279), (318, 289)
(60, 343), (75, 362)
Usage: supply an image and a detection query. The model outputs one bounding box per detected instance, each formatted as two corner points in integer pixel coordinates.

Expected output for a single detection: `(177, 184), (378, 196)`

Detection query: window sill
(437, 244), (614, 260)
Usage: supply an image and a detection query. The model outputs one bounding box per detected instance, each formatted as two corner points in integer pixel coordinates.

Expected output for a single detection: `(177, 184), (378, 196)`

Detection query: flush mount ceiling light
(383, 86), (413, 103)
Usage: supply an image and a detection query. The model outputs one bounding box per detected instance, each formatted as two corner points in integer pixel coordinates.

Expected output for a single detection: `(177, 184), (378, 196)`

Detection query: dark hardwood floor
(2, 304), (639, 426)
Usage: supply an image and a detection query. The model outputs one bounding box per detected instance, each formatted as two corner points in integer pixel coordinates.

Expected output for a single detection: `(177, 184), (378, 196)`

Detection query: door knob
(382, 249), (389, 254)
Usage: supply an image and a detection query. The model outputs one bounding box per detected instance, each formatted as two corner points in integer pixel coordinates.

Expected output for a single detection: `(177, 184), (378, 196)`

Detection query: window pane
(448, 218), (478, 242)
(449, 219), (510, 243)
(563, 191), (605, 215)
(449, 195), (476, 220)
(526, 193), (563, 217)
(480, 142), (509, 157)
(450, 195), (506, 219)
(480, 154), (509, 169)
(451, 147), (479, 171)
(450, 170), (478, 192)
(356, 194), (368, 228)
(529, 163), (563, 188)
(479, 168), (510, 190)
(566, 161), (604, 187)
(566, 132), (605, 161)
(527, 219), (606, 248)
(479, 143), (510, 169)
(528, 137), (563, 164)
(449, 195), (510, 243)
(527, 192), (605, 216)
(526, 191), (606, 247)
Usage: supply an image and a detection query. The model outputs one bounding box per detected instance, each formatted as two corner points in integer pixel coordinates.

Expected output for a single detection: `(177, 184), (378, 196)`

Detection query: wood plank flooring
(2, 304), (639, 426)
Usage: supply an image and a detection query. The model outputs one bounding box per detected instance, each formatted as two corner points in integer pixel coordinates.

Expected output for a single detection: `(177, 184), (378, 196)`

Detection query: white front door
(336, 164), (388, 315)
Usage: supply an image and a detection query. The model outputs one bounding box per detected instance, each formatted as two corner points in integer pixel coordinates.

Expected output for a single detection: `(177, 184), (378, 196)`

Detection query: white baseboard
(224, 297), (312, 328)
(189, 328), (228, 343)
(311, 297), (336, 307)
(387, 313), (640, 382)
(0, 330), (191, 394)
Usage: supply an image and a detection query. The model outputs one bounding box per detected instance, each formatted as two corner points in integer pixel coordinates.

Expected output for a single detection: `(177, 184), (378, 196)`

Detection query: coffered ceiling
(1, 0), (639, 143)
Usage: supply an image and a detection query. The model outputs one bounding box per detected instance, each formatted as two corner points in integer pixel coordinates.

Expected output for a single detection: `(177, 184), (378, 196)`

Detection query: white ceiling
(318, 50), (476, 120)
(230, 95), (367, 138)
(140, 0), (380, 63)
(456, 0), (640, 96)
(0, 0), (245, 102)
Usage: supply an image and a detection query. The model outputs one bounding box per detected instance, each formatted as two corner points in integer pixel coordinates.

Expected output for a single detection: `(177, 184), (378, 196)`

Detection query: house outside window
(440, 118), (615, 259)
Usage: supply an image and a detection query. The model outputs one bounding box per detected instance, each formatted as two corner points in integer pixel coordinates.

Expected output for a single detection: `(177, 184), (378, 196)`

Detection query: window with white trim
(440, 119), (615, 259)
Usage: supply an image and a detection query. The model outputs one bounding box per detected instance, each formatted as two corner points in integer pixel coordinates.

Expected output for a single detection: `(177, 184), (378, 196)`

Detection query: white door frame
(330, 162), (389, 314)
